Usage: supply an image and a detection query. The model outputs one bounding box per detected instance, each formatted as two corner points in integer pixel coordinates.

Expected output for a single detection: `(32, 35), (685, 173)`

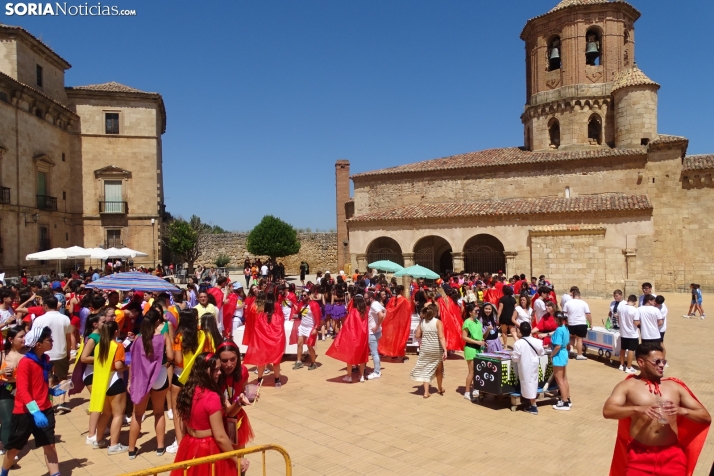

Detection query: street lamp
(24, 213), (40, 226)
(151, 218), (156, 268)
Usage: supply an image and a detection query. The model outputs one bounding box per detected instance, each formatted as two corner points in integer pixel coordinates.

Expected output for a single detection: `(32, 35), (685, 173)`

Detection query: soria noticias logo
(5, 3), (137, 16)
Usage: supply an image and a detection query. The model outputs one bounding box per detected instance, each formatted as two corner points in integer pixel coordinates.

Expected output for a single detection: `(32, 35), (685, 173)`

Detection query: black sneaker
(552, 400), (571, 411)
(156, 447), (166, 456)
(128, 450), (137, 460)
(526, 405), (539, 415)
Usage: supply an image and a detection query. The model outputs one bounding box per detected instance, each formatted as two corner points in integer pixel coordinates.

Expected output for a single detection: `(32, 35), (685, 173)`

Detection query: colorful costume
(378, 296), (414, 358)
(222, 365), (254, 448)
(244, 309), (286, 366)
(609, 377), (710, 476)
(437, 298), (464, 351)
(326, 307), (369, 365)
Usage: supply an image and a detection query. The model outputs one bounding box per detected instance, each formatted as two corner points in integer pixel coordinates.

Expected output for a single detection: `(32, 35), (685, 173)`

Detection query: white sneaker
(70, 350), (77, 359)
(472, 390), (479, 398)
(625, 367), (638, 374)
(366, 372), (381, 380)
(166, 441), (179, 454)
(124, 416), (131, 425)
(464, 392), (472, 400)
(618, 365), (625, 371)
(108, 443), (129, 455)
(360, 376), (365, 383)
(86, 434), (97, 445)
(342, 376), (352, 383)
(575, 355), (588, 361)
(167, 409), (173, 420)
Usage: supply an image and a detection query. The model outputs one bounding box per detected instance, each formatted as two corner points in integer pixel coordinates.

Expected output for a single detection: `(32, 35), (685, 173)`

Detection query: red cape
(241, 297), (256, 346)
(223, 293), (238, 337)
(378, 296), (414, 357)
(289, 300), (320, 346)
(609, 376), (710, 476)
(243, 309), (285, 366)
(207, 287), (224, 309)
(326, 307), (369, 365)
(437, 298), (464, 351)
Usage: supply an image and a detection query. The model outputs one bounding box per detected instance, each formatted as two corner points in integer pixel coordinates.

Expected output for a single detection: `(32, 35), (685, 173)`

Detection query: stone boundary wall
(194, 232), (337, 275)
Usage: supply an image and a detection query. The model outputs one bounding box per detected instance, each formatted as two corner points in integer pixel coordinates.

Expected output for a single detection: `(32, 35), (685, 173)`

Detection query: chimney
(335, 160), (350, 271)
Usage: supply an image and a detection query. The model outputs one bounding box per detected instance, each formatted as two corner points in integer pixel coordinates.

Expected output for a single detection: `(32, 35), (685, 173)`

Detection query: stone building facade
(0, 23), (166, 274)
(195, 232), (337, 275)
(336, 0), (714, 296)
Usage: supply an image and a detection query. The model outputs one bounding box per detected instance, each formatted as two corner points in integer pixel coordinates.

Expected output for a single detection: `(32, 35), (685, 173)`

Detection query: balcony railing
(37, 194), (57, 210)
(0, 187), (9, 204)
(99, 201), (128, 214)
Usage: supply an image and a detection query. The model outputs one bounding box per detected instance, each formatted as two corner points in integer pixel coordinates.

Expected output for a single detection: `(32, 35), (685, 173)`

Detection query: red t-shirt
(188, 388), (223, 431)
(14, 355), (52, 413)
(23, 305), (45, 323)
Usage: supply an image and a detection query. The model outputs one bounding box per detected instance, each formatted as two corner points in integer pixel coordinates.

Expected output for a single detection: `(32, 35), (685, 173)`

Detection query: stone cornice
(521, 1), (641, 40)
(529, 225), (606, 237)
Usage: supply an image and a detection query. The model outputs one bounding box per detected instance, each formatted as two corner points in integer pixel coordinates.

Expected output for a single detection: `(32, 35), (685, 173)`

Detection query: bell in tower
(585, 31), (601, 65)
(548, 37), (561, 71)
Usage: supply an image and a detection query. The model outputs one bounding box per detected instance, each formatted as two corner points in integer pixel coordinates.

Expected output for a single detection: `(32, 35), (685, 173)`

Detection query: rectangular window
(62, 153), (65, 162)
(103, 180), (123, 213)
(105, 113), (119, 134)
(106, 229), (121, 248)
(39, 226), (50, 251)
(36, 65), (43, 88)
(37, 171), (47, 196)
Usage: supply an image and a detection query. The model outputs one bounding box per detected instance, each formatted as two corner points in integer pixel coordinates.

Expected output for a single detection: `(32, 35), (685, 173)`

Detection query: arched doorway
(366, 237), (404, 266)
(463, 234), (505, 274)
(413, 236), (452, 274)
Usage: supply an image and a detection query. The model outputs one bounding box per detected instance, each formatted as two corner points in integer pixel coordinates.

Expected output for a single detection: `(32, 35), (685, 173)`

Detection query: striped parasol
(86, 272), (179, 292)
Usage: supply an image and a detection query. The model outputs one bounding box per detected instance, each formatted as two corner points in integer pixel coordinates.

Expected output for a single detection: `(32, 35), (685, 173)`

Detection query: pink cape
(326, 307), (369, 365)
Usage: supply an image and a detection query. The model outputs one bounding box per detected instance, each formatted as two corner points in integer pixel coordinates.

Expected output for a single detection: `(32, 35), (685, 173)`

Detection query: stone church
(0, 23), (167, 273)
(335, 0), (714, 296)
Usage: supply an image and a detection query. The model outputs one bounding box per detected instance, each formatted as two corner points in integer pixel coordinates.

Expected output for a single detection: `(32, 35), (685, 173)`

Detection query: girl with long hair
(217, 341), (254, 453)
(479, 303), (502, 353)
(0, 326), (25, 453)
(128, 308), (174, 458)
(326, 294), (370, 383)
(410, 306), (448, 398)
(331, 281), (347, 337)
(244, 292), (284, 386)
(92, 321), (128, 455)
(200, 314), (221, 353)
(550, 311), (572, 411)
(166, 309), (200, 454)
(170, 353), (237, 476)
(71, 312), (106, 445)
(497, 286), (517, 348)
(532, 300), (558, 346)
(292, 288), (320, 370)
(461, 303), (485, 401)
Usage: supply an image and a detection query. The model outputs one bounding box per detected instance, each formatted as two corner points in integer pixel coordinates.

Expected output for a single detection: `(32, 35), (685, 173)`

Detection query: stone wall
(195, 232), (337, 275)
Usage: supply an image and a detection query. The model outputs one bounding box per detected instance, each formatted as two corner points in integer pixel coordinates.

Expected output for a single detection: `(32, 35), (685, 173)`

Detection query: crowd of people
(0, 264), (709, 475)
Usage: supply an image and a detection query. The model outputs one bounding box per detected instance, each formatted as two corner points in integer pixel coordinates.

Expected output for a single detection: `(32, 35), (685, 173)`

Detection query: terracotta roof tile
(611, 65), (659, 93)
(522, 1), (639, 38)
(682, 155), (714, 173)
(349, 194), (651, 223)
(67, 81), (156, 94)
(352, 146), (645, 179)
(549, 0), (610, 13)
(650, 134), (687, 145)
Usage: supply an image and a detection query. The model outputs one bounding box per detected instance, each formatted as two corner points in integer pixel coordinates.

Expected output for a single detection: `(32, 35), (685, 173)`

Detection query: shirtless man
(603, 342), (710, 475)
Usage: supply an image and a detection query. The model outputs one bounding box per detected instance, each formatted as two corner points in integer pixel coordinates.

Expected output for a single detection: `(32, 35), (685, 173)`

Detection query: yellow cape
(178, 331), (211, 385)
(89, 341), (118, 413)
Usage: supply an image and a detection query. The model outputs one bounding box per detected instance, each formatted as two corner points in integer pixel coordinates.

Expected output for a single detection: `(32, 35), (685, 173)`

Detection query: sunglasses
(644, 359), (667, 367)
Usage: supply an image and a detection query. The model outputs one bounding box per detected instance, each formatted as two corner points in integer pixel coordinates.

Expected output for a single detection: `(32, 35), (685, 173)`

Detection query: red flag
(326, 307), (369, 365)
(438, 298), (464, 351)
(243, 309), (286, 366)
(609, 376), (710, 476)
(378, 296), (414, 357)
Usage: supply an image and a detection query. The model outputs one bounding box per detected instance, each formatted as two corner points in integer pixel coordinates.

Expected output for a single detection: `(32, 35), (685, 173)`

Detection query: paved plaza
(11, 292), (714, 475)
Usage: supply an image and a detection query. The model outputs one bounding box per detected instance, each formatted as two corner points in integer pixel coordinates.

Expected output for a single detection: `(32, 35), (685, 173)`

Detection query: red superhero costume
(609, 376), (710, 476)
(326, 307), (369, 365)
(378, 296), (414, 358)
(437, 297), (464, 352)
(243, 309), (285, 366)
(222, 364), (254, 448)
(241, 297), (256, 346)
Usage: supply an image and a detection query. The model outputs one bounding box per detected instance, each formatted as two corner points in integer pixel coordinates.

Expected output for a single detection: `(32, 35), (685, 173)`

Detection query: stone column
(504, 251), (518, 277)
(402, 252), (415, 267)
(451, 252), (464, 273)
(335, 160), (351, 271)
(356, 253), (367, 273)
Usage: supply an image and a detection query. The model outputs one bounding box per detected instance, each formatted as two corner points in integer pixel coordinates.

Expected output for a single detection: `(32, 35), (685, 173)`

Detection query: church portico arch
(463, 234), (506, 274)
(413, 235), (453, 274)
(366, 237), (404, 266)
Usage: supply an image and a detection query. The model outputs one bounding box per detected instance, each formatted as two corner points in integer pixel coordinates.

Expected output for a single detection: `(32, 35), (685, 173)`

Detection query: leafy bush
(215, 254), (231, 268)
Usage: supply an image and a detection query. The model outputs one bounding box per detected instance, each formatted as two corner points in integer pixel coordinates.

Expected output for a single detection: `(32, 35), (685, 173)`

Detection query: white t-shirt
(657, 303), (668, 333)
(32, 310), (71, 360)
(560, 293), (572, 309)
(533, 298), (547, 321)
(638, 293), (657, 307)
(368, 301), (385, 335)
(637, 306), (663, 340)
(514, 306), (533, 325)
(260, 265), (268, 276)
(0, 307), (14, 326)
(563, 298), (590, 326)
(617, 304), (640, 339)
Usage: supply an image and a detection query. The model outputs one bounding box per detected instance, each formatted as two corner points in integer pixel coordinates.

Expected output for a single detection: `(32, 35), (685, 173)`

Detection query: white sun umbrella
(26, 247), (91, 275)
(104, 247), (149, 259)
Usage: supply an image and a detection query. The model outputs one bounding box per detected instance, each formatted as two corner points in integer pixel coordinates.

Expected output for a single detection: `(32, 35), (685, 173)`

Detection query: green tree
(246, 215), (301, 259)
(215, 254), (231, 268)
(165, 215), (209, 273)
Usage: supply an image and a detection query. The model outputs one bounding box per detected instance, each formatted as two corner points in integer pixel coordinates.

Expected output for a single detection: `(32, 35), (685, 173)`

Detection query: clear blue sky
(6, 0), (713, 231)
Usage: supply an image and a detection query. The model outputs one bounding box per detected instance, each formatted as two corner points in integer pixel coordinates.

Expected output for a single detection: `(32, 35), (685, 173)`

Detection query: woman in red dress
(326, 294), (370, 383)
(170, 353), (237, 476)
(243, 290), (285, 386)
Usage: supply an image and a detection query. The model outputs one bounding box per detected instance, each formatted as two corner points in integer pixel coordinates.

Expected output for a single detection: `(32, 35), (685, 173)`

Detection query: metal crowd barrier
(120, 444), (292, 476)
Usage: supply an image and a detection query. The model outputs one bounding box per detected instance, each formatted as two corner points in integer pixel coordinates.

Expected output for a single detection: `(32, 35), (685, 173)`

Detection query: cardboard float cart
(582, 326), (621, 360)
(473, 351), (559, 411)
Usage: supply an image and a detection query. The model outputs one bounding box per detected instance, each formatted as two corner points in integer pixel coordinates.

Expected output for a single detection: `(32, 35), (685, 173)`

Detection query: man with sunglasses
(603, 342), (711, 475)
